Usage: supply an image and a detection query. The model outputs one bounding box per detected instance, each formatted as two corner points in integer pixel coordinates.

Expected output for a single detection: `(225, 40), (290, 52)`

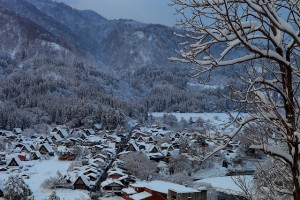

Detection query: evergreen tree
(4, 175), (32, 200)
(48, 191), (60, 200)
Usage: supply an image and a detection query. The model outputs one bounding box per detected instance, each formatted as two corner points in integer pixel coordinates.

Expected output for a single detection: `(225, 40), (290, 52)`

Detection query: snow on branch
(172, 0), (299, 70)
(249, 144), (293, 165)
(193, 114), (265, 161)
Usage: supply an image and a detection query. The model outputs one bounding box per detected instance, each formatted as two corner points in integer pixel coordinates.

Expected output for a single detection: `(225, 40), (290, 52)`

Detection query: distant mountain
(0, 0), (238, 129)
(1, 0), (181, 69)
(0, 1), (132, 129)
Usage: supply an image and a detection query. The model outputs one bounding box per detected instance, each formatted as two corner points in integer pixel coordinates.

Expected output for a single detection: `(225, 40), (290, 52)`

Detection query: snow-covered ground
(0, 156), (90, 199)
(33, 189), (90, 200)
(193, 163), (228, 180)
(99, 197), (122, 200)
(187, 82), (224, 89)
(195, 175), (254, 195)
(149, 112), (243, 124)
(149, 112), (247, 133)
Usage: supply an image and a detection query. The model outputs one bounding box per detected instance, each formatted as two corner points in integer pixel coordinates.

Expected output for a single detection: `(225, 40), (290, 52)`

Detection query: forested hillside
(0, 0), (240, 129)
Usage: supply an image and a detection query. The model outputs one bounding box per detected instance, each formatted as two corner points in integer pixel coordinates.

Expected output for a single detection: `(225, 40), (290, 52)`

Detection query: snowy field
(149, 112), (245, 124)
(193, 163), (228, 180)
(149, 112), (248, 133)
(0, 156), (90, 200)
(195, 175), (254, 195)
(187, 82), (224, 89)
(99, 197), (122, 200)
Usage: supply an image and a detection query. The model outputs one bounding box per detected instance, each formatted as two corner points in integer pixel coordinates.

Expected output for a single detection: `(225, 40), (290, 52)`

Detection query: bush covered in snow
(48, 191), (60, 200)
(3, 175), (32, 200)
(41, 171), (71, 189)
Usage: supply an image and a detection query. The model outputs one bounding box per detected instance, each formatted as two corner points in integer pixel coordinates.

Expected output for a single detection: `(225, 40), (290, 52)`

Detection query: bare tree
(169, 154), (194, 174)
(41, 171), (71, 189)
(171, 0), (300, 198)
(254, 158), (293, 199)
(119, 152), (157, 181)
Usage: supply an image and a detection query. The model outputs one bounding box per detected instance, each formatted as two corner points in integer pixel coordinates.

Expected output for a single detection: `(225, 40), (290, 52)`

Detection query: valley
(0, 112), (258, 199)
(0, 0), (294, 199)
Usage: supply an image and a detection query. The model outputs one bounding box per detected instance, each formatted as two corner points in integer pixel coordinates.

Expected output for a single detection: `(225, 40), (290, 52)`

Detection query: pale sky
(54, 0), (179, 27)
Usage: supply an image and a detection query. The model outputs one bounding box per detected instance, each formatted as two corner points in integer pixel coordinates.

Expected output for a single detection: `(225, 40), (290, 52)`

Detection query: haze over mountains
(0, 0), (238, 129)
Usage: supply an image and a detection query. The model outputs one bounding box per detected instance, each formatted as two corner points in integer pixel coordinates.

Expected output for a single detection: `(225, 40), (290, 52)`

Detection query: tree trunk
(292, 139), (300, 199)
(292, 164), (300, 199)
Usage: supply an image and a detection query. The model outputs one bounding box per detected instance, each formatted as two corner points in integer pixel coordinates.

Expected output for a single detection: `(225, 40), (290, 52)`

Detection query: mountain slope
(0, 5), (133, 129)
(0, 0), (86, 54)
(0, 0), (239, 130)
(22, 0), (183, 69)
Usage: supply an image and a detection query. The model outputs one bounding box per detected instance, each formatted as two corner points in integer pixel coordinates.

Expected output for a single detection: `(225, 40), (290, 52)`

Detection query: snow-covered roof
(147, 145), (159, 152)
(130, 181), (148, 188)
(51, 133), (63, 141)
(94, 145), (103, 149)
(31, 151), (42, 157)
(137, 136), (146, 142)
(58, 129), (69, 138)
(94, 123), (102, 129)
(94, 153), (106, 159)
(129, 191), (152, 200)
(14, 147), (22, 153)
(87, 173), (99, 179)
(22, 144), (33, 152)
(101, 178), (124, 187)
(7, 156), (23, 167)
(147, 180), (198, 194)
(13, 128), (22, 133)
(132, 181), (198, 194)
(147, 152), (164, 158)
(86, 135), (102, 142)
(108, 170), (127, 177)
(127, 141), (140, 151)
(44, 137), (53, 143)
(75, 175), (90, 187)
(88, 163), (99, 168)
(51, 126), (62, 132)
(3, 131), (15, 137)
(122, 187), (137, 195)
(104, 148), (116, 155)
(40, 143), (54, 153)
(91, 158), (105, 164)
(85, 129), (95, 135)
(57, 146), (71, 153)
(161, 143), (170, 148)
(109, 167), (126, 173)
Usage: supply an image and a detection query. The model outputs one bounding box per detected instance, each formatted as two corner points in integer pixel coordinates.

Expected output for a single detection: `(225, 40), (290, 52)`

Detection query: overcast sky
(54, 0), (178, 27)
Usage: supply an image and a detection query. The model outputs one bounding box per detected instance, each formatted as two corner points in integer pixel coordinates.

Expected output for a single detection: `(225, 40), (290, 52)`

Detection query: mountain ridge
(0, 0), (238, 129)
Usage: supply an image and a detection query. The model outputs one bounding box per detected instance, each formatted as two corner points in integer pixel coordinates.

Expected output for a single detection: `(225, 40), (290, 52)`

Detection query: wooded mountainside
(0, 0), (241, 129)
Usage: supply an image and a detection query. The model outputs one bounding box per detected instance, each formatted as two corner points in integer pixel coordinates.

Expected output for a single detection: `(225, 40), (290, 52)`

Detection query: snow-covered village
(0, 0), (300, 199)
(0, 113), (258, 200)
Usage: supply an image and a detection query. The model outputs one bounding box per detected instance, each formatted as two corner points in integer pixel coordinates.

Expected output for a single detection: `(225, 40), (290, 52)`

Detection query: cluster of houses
(0, 125), (124, 193)
(99, 159), (207, 200)
(0, 121), (256, 199)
